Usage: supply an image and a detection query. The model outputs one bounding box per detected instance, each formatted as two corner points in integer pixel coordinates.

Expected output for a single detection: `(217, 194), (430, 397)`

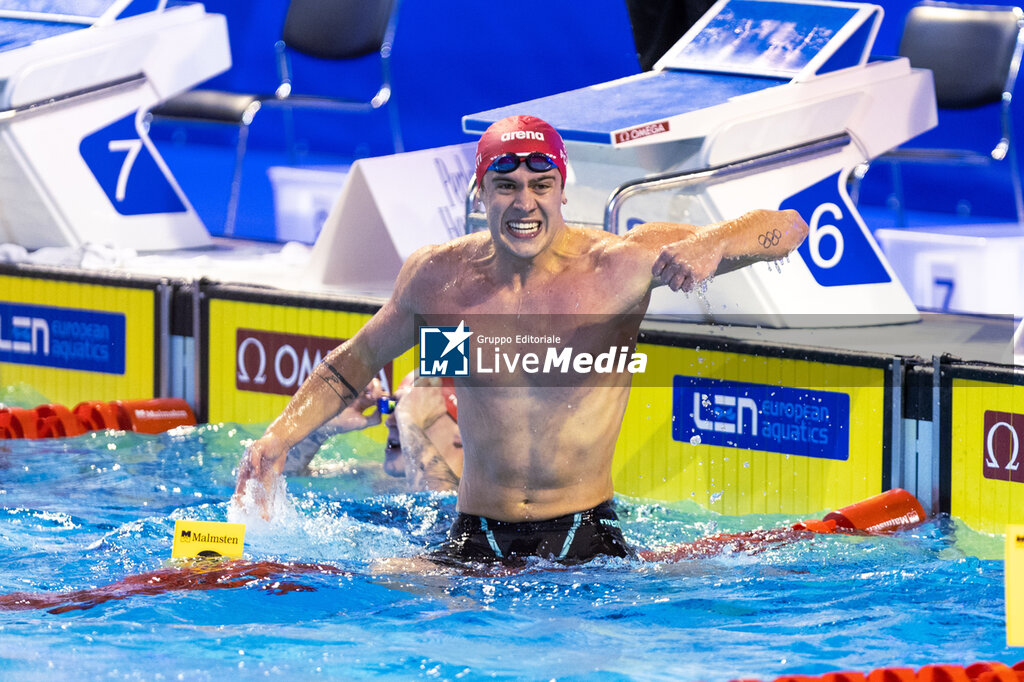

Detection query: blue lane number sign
(781, 172), (890, 287)
(80, 112), (186, 216)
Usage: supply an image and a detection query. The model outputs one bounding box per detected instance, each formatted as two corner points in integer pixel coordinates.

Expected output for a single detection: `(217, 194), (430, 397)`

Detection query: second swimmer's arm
(396, 417), (460, 492)
(283, 379), (386, 476)
(233, 337), (385, 500)
(393, 386), (459, 492)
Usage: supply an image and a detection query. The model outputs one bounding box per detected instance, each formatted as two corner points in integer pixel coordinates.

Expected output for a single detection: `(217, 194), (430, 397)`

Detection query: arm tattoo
(757, 228), (782, 249)
(418, 450), (460, 490)
(318, 363), (359, 403)
(399, 423), (459, 491)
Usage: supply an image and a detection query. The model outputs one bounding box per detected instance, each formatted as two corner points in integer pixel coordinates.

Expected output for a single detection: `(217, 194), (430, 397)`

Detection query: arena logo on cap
(500, 131), (545, 142)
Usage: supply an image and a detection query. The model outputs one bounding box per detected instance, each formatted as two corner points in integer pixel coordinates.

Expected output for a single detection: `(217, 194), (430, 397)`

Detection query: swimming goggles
(487, 152), (558, 174)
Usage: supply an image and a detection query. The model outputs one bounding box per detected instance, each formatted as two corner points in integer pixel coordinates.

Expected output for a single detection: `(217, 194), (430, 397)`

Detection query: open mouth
(505, 220), (541, 239)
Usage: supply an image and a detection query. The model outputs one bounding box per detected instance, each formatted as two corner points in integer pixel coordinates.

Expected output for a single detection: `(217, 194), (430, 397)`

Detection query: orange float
(823, 489), (927, 533)
(0, 406), (38, 439)
(732, 660), (1024, 682)
(0, 398), (195, 438)
(34, 404), (87, 438)
(73, 400), (128, 431)
(113, 398), (195, 434)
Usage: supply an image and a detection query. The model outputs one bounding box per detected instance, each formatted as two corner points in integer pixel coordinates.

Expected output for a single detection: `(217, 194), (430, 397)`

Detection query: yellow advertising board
(204, 291), (416, 426)
(614, 342), (888, 516)
(949, 372), (1024, 535)
(1008, 524), (1023, 647)
(0, 268), (161, 406)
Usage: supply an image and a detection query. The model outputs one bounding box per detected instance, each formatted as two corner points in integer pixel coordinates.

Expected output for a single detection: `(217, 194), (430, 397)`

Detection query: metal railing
(604, 132), (851, 232)
(0, 73), (146, 122)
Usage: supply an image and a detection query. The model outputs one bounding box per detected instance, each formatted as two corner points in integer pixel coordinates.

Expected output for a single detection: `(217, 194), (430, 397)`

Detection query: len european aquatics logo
(419, 320), (472, 377)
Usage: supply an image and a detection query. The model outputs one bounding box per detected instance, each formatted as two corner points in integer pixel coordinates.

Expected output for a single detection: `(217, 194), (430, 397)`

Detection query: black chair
(148, 0), (402, 236)
(852, 2), (1024, 225)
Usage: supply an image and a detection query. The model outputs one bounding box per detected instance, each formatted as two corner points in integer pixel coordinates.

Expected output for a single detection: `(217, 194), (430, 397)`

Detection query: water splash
(228, 476), (298, 528)
(696, 279), (714, 315)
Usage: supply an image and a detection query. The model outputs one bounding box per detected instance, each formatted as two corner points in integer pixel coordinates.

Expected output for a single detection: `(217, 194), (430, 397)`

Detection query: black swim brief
(431, 501), (635, 564)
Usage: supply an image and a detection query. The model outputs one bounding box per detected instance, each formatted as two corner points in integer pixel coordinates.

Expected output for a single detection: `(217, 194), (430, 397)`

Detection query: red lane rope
(0, 487), (1006, 682)
(739, 660), (1024, 682)
(640, 488), (928, 562)
(0, 397), (195, 439)
(0, 560), (347, 614)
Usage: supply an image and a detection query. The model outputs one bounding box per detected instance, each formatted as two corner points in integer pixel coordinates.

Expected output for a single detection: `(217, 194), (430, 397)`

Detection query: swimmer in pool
(234, 114), (808, 565)
(282, 378), (386, 475)
(385, 371), (463, 492)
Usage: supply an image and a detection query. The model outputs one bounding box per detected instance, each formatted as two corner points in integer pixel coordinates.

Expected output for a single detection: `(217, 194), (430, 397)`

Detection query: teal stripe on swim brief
(556, 512), (583, 561)
(479, 517), (503, 558)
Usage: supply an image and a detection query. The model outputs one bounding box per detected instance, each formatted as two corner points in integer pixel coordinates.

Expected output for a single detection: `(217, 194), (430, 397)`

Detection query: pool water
(0, 417), (1019, 680)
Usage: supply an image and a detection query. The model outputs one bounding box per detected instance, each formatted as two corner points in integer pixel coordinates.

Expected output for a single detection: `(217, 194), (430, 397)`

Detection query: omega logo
(236, 329), (344, 397)
(982, 410), (1024, 484)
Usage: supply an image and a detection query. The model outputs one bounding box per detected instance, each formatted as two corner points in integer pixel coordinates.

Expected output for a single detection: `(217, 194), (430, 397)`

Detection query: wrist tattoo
(318, 364), (359, 402)
(757, 228), (782, 249)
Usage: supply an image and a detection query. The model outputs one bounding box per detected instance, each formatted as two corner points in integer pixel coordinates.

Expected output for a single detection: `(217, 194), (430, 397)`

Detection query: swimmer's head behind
(475, 115), (568, 189)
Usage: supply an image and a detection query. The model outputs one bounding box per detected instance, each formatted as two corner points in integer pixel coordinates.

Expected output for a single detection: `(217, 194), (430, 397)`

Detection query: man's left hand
(651, 232), (725, 292)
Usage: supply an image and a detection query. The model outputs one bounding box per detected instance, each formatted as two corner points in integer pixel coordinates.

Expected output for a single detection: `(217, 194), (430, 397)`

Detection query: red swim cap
(475, 115), (568, 188)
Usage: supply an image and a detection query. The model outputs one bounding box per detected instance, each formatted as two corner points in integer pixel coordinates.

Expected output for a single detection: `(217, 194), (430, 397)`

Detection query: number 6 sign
(781, 172), (891, 287)
(808, 202), (844, 269)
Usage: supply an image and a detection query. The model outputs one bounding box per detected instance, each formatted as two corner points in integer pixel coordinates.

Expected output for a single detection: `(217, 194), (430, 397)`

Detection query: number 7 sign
(79, 112), (186, 216)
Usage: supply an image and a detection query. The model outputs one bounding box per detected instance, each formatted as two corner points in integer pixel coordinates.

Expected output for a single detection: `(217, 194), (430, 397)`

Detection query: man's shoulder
(395, 234), (487, 306)
(574, 226), (648, 270)
(562, 225), (621, 258)
(406, 234), (485, 275)
(565, 227), (656, 303)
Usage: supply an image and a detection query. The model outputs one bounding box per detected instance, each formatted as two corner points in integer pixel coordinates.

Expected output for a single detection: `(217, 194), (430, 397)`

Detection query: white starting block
(305, 142), (477, 295)
(0, 0), (230, 250)
(463, 0), (934, 327)
(875, 224), (1024, 316)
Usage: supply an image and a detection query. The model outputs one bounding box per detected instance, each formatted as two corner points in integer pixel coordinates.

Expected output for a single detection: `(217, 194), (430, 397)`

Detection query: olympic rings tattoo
(758, 228), (782, 248)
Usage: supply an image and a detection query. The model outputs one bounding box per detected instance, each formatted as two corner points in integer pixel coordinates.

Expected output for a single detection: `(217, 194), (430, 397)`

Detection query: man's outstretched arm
(624, 209), (809, 292)
(282, 378), (387, 476)
(233, 247), (431, 514)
